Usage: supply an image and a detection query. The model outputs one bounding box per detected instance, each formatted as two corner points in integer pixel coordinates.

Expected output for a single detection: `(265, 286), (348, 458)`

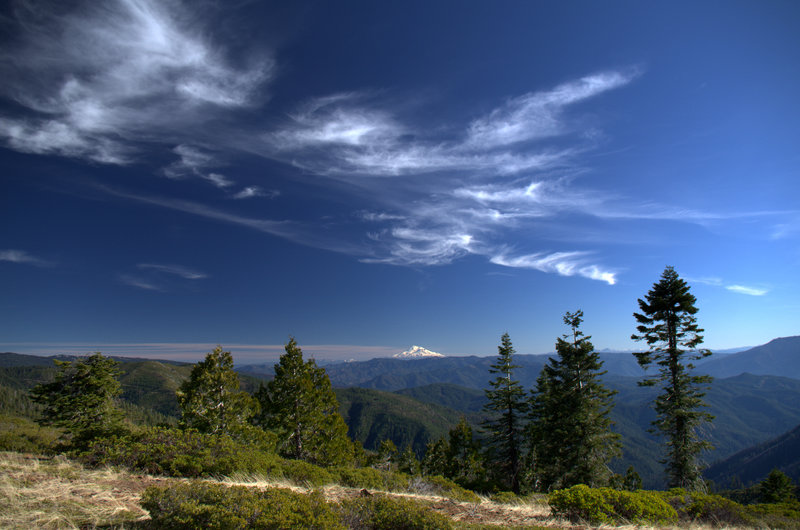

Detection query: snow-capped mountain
(393, 345), (445, 359)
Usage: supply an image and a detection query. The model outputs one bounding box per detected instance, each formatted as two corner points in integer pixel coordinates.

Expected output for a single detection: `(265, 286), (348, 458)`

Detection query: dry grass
(0, 451), (761, 529)
(0, 451), (163, 529)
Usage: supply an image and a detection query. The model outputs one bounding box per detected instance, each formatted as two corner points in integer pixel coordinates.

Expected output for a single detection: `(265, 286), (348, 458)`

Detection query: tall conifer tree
(482, 332), (528, 492)
(528, 310), (620, 490)
(30, 352), (124, 448)
(632, 266), (714, 490)
(177, 346), (255, 436)
(256, 337), (353, 466)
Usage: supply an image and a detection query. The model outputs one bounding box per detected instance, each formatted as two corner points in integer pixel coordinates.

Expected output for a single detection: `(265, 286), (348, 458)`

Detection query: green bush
(491, 491), (520, 504)
(745, 502), (800, 529)
(0, 414), (60, 454)
(338, 494), (452, 529)
(141, 482), (342, 529)
(81, 427), (281, 477)
(332, 466), (387, 490)
(549, 485), (677, 525)
(281, 458), (336, 487)
(662, 489), (751, 526)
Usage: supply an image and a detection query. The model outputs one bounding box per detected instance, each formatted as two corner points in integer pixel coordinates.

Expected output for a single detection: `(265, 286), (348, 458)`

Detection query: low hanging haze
(1, 0), (798, 364)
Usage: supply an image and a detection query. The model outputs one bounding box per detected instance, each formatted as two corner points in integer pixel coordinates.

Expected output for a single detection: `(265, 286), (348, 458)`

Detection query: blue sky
(1, 0), (798, 363)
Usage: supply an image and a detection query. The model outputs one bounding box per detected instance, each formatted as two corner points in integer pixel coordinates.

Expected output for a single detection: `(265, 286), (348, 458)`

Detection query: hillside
(391, 374), (800, 488)
(705, 422), (800, 487)
(335, 387), (475, 456)
(700, 336), (800, 379)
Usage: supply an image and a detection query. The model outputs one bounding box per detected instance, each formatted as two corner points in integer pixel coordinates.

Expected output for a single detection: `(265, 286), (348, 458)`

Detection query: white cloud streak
(0, 249), (51, 267)
(466, 71), (637, 148)
(490, 251), (617, 285)
(0, 0), (272, 164)
(138, 263), (208, 280)
(0, 1), (639, 285)
(726, 285), (768, 296)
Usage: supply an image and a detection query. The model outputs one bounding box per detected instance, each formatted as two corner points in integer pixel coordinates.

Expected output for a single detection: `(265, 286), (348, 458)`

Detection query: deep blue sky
(1, 0), (798, 363)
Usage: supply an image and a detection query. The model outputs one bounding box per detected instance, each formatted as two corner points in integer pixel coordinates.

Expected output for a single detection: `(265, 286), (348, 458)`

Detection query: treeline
(17, 266), (799, 504)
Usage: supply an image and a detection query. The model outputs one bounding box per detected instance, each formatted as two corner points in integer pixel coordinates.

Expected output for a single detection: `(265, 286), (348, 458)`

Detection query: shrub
(81, 427), (281, 477)
(0, 414), (60, 454)
(332, 466), (386, 490)
(662, 489), (751, 526)
(141, 482), (342, 529)
(745, 502), (800, 529)
(549, 485), (677, 525)
(338, 494), (452, 529)
(281, 458), (335, 487)
(491, 491), (520, 504)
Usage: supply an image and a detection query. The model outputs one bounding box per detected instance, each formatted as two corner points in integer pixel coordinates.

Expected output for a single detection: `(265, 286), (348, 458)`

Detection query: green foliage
(609, 465), (643, 491)
(177, 346), (256, 436)
(491, 491), (522, 504)
(632, 266), (714, 490)
(257, 338), (353, 466)
(662, 488), (751, 526)
(0, 413), (60, 453)
(141, 481), (342, 529)
(338, 494), (453, 529)
(333, 466), (388, 490)
(549, 484), (678, 525)
(482, 332), (528, 492)
(29, 352), (124, 449)
(529, 310), (620, 490)
(281, 458), (336, 487)
(760, 468), (797, 504)
(745, 501), (800, 529)
(80, 426), (281, 477)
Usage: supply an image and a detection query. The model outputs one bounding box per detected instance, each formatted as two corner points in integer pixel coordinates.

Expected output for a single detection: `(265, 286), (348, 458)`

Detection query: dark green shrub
(662, 489), (751, 526)
(81, 427), (281, 477)
(491, 491), (520, 504)
(745, 502), (800, 529)
(141, 482), (342, 529)
(549, 485), (677, 525)
(338, 494), (452, 529)
(332, 466), (386, 490)
(0, 414), (60, 454)
(281, 458), (335, 487)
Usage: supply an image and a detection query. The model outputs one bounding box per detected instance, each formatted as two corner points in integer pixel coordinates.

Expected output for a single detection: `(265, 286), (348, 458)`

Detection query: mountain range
(2, 335), (798, 488)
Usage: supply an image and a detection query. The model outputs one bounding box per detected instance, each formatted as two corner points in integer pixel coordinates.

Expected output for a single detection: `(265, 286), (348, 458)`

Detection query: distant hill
(705, 422), (800, 487)
(335, 387), (475, 456)
(700, 336), (800, 379)
(393, 374), (800, 488)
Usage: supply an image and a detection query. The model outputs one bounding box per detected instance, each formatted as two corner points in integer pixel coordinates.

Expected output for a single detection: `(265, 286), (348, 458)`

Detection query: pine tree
(528, 310), (620, 490)
(30, 352), (124, 448)
(482, 332), (528, 492)
(632, 266), (714, 490)
(759, 469), (796, 504)
(445, 416), (485, 489)
(255, 337), (353, 466)
(176, 346), (255, 436)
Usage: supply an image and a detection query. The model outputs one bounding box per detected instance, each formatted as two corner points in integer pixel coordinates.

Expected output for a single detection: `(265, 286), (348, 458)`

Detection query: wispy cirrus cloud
(0, 0), (272, 164)
(119, 262), (209, 291)
(466, 70), (637, 148)
(688, 276), (769, 296)
(260, 73), (636, 177)
(138, 263), (208, 280)
(0, 249), (52, 267)
(0, 0), (640, 284)
(491, 251), (617, 285)
(726, 285), (768, 296)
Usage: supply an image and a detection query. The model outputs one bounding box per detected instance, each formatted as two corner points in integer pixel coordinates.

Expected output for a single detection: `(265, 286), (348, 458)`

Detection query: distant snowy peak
(393, 345), (445, 359)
